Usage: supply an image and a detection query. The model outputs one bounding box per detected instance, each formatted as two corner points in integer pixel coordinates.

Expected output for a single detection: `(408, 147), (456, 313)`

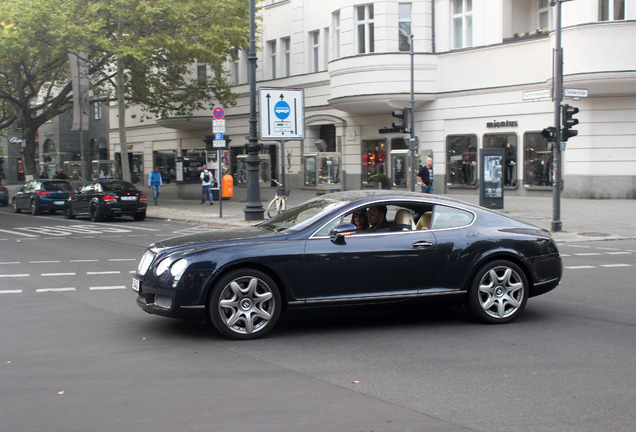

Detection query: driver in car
(364, 206), (392, 232)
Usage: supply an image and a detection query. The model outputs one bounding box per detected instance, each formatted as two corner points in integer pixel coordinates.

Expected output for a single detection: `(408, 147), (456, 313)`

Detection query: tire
(209, 269), (281, 340)
(89, 201), (103, 222)
(63, 203), (75, 219)
(30, 199), (41, 215)
(266, 198), (279, 218)
(12, 199), (21, 213)
(467, 260), (529, 324)
(133, 211), (146, 221)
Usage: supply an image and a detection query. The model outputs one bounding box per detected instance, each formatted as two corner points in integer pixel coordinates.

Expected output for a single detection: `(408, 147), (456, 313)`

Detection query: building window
(268, 40), (277, 79)
(452, 0), (473, 49)
(362, 139), (386, 185)
(93, 102), (102, 120)
(282, 37), (290, 77)
(399, 3), (412, 52)
(356, 4), (375, 54)
(483, 133), (518, 187)
(196, 63), (207, 85)
(599, 0), (625, 21)
(231, 49), (240, 85)
(446, 135), (478, 187)
(310, 30), (320, 72)
(332, 11), (341, 59)
(524, 132), (554, 188)
(537, 0), (551, 31)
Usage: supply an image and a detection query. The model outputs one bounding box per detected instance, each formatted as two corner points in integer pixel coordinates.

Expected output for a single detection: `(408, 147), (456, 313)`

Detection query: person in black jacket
(417, 157), (434, 194)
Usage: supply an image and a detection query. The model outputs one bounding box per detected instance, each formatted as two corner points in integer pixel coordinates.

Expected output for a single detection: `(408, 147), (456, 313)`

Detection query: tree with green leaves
(0, 0), (249, 178)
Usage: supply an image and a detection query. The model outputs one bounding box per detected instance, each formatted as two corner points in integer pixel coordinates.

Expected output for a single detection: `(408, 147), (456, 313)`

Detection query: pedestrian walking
(200, 168), (214, 205)
(417, 157), (434, 194)
(148, 166), (163, 205)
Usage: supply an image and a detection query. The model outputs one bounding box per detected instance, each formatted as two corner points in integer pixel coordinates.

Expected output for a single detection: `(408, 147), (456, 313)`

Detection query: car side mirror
(16, 187), (23, 192)
(329, 223), (357, 244)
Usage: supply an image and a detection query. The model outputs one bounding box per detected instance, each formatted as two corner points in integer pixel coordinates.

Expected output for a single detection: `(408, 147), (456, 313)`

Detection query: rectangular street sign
(213, 140), (226, 148)
(259, 87), (305, 140)
(564, 88), (589, 98)
(522, 89), (551, 100)
(213, 119), (225, 133)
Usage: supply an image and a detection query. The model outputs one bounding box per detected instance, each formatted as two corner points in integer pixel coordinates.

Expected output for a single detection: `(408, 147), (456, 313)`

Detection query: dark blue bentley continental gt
(133, 191), (562, 340)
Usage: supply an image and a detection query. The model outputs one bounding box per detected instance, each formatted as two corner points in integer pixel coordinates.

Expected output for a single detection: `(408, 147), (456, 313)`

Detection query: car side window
(430, 205), (474, 230)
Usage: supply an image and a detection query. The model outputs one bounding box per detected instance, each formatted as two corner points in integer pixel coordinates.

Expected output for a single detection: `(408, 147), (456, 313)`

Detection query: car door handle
(412, 241), (433, 249)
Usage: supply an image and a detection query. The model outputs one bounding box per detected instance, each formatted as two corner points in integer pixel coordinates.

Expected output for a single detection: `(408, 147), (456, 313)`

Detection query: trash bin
(222, 173), (234, 199)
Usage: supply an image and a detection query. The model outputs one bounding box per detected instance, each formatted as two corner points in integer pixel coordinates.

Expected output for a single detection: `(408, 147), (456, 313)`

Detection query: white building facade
(109, 0), (636, 199)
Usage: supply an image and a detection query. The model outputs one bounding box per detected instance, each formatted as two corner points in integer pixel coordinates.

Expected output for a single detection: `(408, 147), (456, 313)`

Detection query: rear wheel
(30, 200), (41, 215)
(266, 198), (280, 218)
(133, 211), (146, 221)
(467, 260), (529, 324)
(89, 202), (103, 222)
(209, 269), (281, 340)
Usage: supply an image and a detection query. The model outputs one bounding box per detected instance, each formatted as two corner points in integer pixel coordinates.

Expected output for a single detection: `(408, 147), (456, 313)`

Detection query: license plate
(132, 278), (141, 292)
(121, 196), (137, 201)
(54, 200), (65, 205)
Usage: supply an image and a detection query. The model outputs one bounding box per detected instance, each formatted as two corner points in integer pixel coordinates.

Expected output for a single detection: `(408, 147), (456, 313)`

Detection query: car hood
(152, 225), (287, 251)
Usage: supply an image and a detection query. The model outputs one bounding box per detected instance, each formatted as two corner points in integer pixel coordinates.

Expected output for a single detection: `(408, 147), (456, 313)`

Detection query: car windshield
(42, 181), (72, 191)
(102, 181), (136, 192)
(259, 197), (348, 232)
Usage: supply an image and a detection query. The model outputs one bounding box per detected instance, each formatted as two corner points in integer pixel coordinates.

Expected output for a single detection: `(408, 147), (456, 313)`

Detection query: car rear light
(139, 194), (147, 201)
(103, 194), (117, 202)
(36, 190), (50, 196)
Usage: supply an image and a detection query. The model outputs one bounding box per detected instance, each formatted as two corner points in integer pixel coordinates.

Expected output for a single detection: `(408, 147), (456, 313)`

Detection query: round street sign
(274, 101), (290, 120)
(212, 106), (225, 120)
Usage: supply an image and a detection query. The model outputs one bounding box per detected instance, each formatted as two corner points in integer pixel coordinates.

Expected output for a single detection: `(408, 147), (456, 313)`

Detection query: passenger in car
(351, 210), (370, 230)
(364, 205), (392, 232)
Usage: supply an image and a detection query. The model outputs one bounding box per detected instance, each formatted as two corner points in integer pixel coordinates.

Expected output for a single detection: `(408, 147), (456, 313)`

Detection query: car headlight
(137, 250), (156, 276)
(170, 259), (188, 277)
(154, 257), (188, 278)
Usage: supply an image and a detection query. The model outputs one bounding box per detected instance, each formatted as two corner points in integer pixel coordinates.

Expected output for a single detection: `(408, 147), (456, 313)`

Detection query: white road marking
(605, 251), (632, 255)
(0, 274), (29, 278)
(89, 285), (127, 291)
(0, 289), (23, 294)
(565, 266), (596, 269)
(600, 264), (632, 268)
(70, 259), (99, 262)
(108, 258), (136, 262)
(0, 262), (20, 265)
(30, 260), (61, 264)
(86, 271), (120, 275)
(573, 253), (602, 256)
(42, 272), (76, 277)
(0, 228), (39, 237)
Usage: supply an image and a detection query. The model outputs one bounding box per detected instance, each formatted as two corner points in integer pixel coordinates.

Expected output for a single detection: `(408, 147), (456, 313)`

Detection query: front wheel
(12, 199), (21, 213)
(467, 260), (529, 324)
(209, 269), (281, 340)
(64, 203), (75, 219)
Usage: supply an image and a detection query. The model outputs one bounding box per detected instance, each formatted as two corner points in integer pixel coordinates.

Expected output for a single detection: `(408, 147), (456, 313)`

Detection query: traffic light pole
(551, 0), (564, 232)
(409, 34), (416, 192)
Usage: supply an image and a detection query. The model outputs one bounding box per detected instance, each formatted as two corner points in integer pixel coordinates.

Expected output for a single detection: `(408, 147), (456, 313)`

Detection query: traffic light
(391, 108), (410, 133)
(561, 104), (579, 141)
(541, 126), (556, 142)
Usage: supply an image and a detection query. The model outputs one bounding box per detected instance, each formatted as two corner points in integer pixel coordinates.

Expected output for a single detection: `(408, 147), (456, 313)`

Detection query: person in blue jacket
(148, 166), (163, 205)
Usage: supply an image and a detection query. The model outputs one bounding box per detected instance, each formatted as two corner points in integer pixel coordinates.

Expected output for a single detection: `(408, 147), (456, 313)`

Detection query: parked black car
(0, 185), (9, 206)
(12, 179), (72, 214)
(133, 190), (562, 340)
(64, 179), (147, 222)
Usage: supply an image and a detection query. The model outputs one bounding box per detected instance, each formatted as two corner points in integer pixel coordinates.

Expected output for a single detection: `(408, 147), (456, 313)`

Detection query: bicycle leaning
(267, 179), (289, 218)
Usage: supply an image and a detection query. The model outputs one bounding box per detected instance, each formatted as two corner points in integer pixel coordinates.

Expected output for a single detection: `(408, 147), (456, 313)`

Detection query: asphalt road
(1, 209), (635, 432)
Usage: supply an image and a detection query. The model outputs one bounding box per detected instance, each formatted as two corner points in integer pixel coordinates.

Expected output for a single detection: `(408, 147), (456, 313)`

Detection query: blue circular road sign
(274, 101), (290, 120)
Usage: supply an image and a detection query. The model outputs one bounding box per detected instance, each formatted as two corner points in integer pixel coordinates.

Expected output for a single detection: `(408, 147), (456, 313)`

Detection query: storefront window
(483, 133), (517, 187)
(362, 139), (386, 184)
(446, 135), (477, 187)
(524, 132), (553, 188)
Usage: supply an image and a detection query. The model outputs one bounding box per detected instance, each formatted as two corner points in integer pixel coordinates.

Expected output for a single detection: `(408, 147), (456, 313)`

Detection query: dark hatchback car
(64, 179), (147, 222)
(12, 179), (72, 214)
(0, 185), (9, 206)
(133, 191), (563, 340)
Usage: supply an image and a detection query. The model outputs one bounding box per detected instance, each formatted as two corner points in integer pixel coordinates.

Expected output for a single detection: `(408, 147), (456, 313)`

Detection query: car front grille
(153, 295), (173, 309)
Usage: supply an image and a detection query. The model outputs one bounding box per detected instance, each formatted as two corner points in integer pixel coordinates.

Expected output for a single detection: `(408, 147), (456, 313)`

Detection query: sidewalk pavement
(146, 183), (636, 243)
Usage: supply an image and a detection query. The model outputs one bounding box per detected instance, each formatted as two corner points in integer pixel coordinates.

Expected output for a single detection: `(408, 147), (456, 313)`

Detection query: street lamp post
(409, 33), (416, 192)
(243, 0), (264, 221)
